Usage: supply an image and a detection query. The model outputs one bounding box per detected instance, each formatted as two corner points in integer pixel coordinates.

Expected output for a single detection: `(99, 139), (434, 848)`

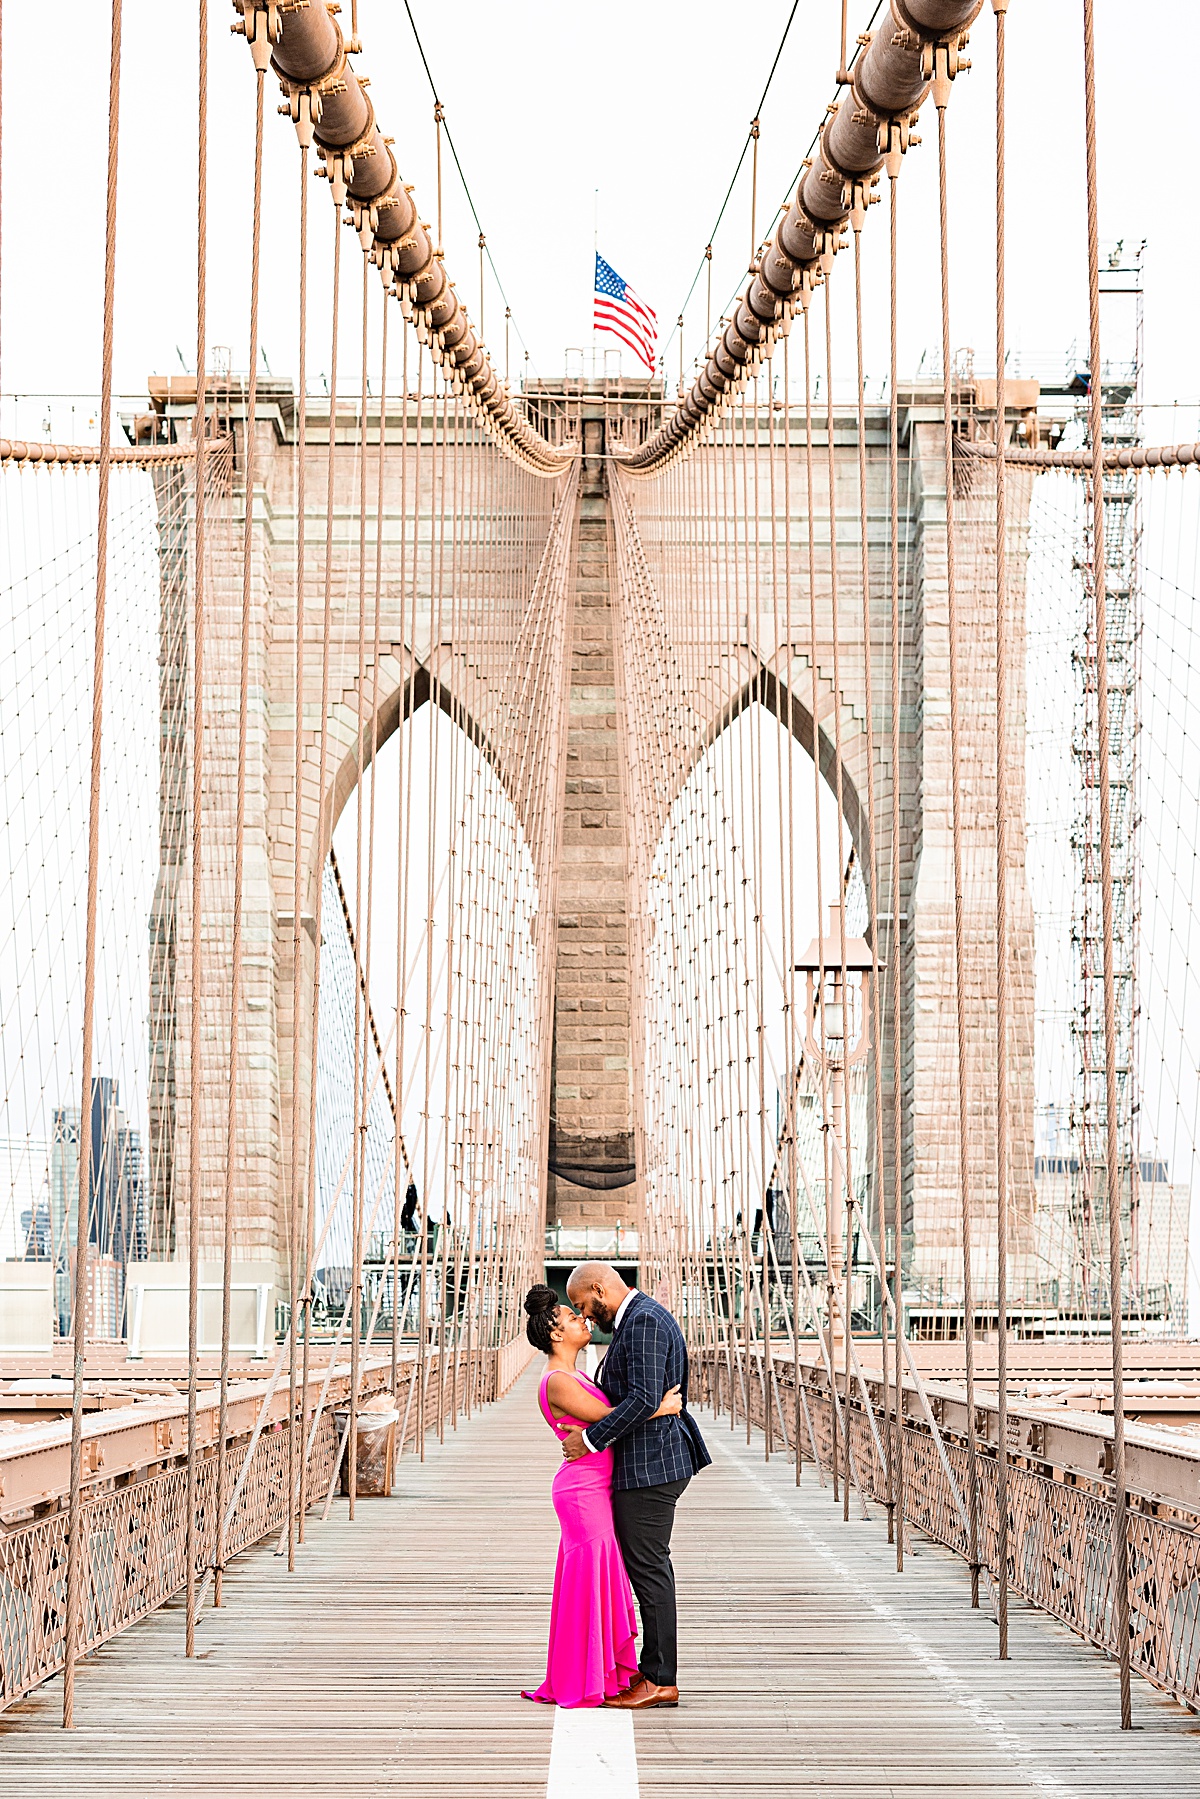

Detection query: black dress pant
(612, 1476), (690, 1686)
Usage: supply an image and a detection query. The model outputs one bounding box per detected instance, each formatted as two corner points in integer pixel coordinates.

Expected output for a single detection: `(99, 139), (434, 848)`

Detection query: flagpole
(592, 188), (598, 380)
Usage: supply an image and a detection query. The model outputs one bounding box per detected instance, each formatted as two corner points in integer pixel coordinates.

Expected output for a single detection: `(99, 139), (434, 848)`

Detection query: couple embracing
(521, 1262), (710, 1711)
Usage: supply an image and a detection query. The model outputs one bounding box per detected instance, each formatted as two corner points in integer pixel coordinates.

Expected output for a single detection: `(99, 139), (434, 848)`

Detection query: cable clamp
(280, 85), (322, 148)
(922, 38), (971, 108)
(321, 147), (353, 206)
(878, 112), (921, 177)
(842, 176), (881, 231)
(232, 1), (281, 71)
(811, 228), (845, 275)
(352, 199), (379, 251)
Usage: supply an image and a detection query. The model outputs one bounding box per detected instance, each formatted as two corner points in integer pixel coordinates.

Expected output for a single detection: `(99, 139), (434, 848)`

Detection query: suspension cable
(294, 134), (312, 1545)
(215, 49), (264, 1610)
(63, 0), (122, 1733)
(852, 196), (891, 1533)
(1082, 0), (1133, 1730)
(822, 267), (857, 1525)
(992, 0), (1012, 1659)
(935, 75), (982, 1608)
(185, 0), (209, 1666)
(886, 132), (906, 1577)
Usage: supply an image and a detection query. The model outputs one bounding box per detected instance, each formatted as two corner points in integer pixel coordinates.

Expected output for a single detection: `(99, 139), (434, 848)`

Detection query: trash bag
(334, 1391), (399, 1497)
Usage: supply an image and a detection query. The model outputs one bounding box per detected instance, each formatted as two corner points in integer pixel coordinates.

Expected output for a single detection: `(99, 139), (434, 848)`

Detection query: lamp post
(795, 906), (880, 1349)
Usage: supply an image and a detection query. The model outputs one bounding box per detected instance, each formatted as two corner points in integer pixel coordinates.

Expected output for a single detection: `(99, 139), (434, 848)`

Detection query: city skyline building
(48, 1076), (146, 1337)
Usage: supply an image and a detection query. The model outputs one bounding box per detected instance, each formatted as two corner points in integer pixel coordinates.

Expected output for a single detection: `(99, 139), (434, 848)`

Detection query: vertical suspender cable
(803, 293), (838, 1503)
(935, 84), (982, 1606)
(1082, 0), (1132, 1729)
(436, 383), (455, 1434)
(823, 271), (856, 1524)
(410, 347), (429, 1456)
(347, 270), (389, 1493)
(392, 327), (414, 1415)
(766, 367), (786, 1460)
(417, 366), (441, 1458)
(783, 335), (804, 1483)
(434, 375), (452, 1439)
(216, 57), (264, 1608)
(887, 160), (905, 1575)
(0, 0), (4, 402)
(348, 255), (370, 1522)
(63, 0), (122, 1730)
(379, 313), (402, 1416)
(305, 200), (344, 1499)
(185, 0), (209, 1662)
(294, 140), (312, 1543)
(751, 377), (773, 1454)
(434, 102), (444, 251)
(992, 0), (1012, 1658)
(852, 208), (890, 1524)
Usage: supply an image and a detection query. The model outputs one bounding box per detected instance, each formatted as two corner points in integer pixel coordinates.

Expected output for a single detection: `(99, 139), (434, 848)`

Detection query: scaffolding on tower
(1070, 246), (1144, 1323)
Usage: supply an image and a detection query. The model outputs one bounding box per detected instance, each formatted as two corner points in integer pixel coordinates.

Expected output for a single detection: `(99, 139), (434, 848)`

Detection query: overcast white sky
(5, 2), (1200, 1301)
(2, 2), (1199, 417)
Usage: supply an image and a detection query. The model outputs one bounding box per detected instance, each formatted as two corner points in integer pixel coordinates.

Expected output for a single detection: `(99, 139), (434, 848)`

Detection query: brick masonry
(152, 382), (1041, 1301)
(546, 460), (637, 1229)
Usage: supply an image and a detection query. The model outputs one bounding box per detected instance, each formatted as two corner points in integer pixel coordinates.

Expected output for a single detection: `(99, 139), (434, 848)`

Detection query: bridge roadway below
(3, 1368), (1199, 1797)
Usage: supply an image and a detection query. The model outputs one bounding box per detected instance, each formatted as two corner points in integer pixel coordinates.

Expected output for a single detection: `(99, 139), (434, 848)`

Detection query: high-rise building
(49, 1079), (146, 1338)
(19, 1195), (51, 1259)
(0, 1136), (50, 1260)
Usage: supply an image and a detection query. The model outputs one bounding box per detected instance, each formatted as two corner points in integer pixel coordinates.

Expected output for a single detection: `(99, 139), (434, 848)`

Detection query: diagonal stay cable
(661, 2), (883, 368)
(399, 0), (540, 376)
(661, 0), (803, 358)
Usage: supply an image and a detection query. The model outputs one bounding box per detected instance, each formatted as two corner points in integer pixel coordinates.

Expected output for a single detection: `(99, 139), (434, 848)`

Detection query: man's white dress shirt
(580, 1289), (636, 1452)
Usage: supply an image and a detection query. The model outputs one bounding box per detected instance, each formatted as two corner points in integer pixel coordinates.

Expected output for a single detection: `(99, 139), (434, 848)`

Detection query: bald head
(566, 1261), (631, 1332)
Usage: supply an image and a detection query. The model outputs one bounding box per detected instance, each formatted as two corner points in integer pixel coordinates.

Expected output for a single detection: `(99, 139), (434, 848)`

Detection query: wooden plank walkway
(3, 1366), (1200, 1796)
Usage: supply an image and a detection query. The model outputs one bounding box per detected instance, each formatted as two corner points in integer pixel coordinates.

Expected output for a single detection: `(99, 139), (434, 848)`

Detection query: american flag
(593, 254), (657, 373)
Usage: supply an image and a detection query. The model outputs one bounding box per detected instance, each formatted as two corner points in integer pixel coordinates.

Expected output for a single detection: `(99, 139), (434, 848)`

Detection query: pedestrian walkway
(3, 1369), (1199, 1796)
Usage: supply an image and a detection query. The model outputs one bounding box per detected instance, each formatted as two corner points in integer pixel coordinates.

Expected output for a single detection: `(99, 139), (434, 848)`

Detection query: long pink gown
(522, 1369), (639, 1708)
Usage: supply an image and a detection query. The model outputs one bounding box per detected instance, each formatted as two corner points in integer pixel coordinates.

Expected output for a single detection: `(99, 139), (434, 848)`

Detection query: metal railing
(0, 1335), (534, 1711)
(696, 1345), (1200, 1710)
(544, 1226), (640, 1259)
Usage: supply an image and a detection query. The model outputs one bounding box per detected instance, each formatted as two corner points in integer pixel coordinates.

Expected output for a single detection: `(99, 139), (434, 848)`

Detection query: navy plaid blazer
(586, 1291), (711, 1491)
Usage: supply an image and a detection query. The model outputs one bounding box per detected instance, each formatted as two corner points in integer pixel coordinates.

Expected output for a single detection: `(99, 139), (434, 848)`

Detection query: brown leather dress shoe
(603, 1677), (680, 1709)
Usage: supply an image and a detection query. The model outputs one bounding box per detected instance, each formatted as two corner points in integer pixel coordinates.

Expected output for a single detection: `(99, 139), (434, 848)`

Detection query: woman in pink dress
(521, 1283), (682, 1709)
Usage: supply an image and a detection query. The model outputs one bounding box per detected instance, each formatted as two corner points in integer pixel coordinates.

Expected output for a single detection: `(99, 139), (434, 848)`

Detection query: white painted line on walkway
(546, 1704), (639, 1797)
(709, 1432), (1075, 1798)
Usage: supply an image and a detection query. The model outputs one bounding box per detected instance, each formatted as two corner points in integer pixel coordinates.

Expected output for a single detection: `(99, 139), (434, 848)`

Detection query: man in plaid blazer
(562, 1262), (710, 1709)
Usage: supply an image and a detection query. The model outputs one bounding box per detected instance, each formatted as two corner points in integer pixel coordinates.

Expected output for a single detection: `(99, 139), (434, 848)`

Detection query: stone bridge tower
(145, 374), (1043, 1312)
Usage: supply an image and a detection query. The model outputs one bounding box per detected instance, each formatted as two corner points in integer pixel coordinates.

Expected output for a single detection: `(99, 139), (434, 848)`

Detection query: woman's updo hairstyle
(524, 1283), (561, 1354)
